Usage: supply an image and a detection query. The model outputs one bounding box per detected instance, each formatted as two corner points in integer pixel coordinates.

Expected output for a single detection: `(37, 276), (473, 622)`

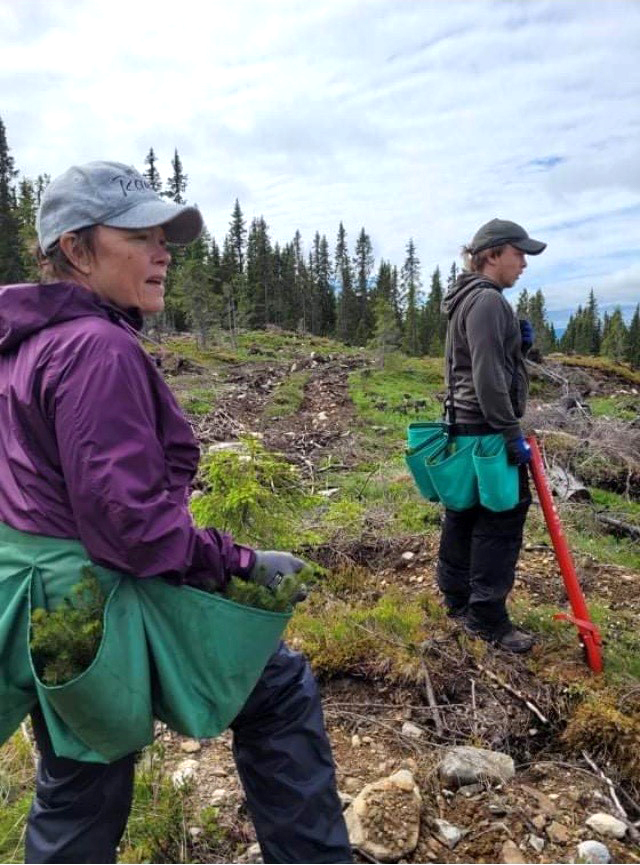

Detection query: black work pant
(25, 643), (352, 864)
(437, 466), (531, 637)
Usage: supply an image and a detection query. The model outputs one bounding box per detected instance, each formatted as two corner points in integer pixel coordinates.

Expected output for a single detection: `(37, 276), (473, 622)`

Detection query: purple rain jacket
(0, 281), (254, 586)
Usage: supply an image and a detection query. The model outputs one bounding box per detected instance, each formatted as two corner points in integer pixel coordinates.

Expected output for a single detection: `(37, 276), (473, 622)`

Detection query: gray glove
(250, 550), (306, 595)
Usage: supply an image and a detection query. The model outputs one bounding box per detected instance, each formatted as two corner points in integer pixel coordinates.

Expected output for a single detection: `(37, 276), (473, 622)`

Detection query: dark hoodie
(0, 282), (252, 585)
(441, 272), (529, 441)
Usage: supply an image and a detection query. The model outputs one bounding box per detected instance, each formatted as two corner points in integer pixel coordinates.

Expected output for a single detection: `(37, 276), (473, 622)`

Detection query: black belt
(449, 423), (497, 435)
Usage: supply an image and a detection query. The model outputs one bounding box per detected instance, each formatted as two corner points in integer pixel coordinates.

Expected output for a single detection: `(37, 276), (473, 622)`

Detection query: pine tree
(16, 177), (39, 280)
(143, 147), (162, 192)
(625, 304), (640, 370)
(0, 117), (25, 283)
(164, 149), (187, 203)
(400, 238), (422, 356)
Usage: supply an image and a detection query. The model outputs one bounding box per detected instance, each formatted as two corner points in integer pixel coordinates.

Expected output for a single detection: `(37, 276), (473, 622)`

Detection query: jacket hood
(0, 282), (142, 353)
(441, 272), (500, 318)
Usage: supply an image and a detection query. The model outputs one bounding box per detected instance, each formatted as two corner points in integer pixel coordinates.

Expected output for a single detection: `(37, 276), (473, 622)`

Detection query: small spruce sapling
(30, 567), (105, 686)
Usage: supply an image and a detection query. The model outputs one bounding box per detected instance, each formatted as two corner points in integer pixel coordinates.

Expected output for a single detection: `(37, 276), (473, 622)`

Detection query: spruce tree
(423, 266), (446, 355)
(143, 147), (162, 192)
(400, 238), (422, 356)
(334, 223), (358, 343)
(16, 177), (39, 280)
(601, 307), (628, 363)
(353, 227), (375, 345)
(0, 117), (25, 283)
(625, 304), (640, 369)
(164, 149), (187, 203)
(228, 199), (247, 276)
(246, 216), (273, 327)
(312, 233), (335, 336)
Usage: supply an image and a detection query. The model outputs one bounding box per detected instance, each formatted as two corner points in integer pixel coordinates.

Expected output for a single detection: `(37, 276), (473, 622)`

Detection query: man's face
(492, 245), (527, 288)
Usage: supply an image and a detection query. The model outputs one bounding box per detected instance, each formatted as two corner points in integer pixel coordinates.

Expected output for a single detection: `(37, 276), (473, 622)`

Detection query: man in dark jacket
(437, 218), (546, 653)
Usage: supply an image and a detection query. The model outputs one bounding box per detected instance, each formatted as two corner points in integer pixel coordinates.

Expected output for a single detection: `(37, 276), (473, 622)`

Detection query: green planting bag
(426, 436), (479, 511)
(30, 571), (154, 763)
(405, 422), (448, 501)
(136, 580), (289, 737)
(472, 434), (520, 512)
(0, 521), (291, 764)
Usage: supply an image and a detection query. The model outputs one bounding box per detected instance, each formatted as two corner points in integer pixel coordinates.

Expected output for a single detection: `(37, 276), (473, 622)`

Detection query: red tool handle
(527, 436), (603, 673)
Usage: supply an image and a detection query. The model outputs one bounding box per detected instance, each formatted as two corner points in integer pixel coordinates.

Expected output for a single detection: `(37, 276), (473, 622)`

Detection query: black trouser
(25, 643), (352, 864)
(437, 466), (531, 637)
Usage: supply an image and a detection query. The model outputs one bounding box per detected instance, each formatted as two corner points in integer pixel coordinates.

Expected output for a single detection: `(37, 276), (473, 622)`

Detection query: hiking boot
(494, 627), (535, 654)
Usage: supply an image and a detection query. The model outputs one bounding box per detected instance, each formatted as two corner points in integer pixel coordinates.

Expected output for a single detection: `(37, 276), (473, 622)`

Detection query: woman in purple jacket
(0, 161), (351, 864)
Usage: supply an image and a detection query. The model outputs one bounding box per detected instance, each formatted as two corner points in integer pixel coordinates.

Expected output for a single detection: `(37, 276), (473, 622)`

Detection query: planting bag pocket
(472, 434), (519, 512)
(427, 436), (478, 511)
(0, 567), (38, 743)
(30, 570), (154, 764)
(405, 422), (448, 502)
(136, 579), (291, 737)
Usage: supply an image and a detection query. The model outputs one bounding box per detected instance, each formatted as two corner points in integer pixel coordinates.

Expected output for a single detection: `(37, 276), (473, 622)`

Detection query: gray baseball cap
(469, 218), (546, 255)
(36, 160), (204, 252)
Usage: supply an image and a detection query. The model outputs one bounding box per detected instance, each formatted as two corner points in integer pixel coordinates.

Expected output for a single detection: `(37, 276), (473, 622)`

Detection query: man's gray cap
(469, 218), (546, 255)
(37, 160), (204, 252)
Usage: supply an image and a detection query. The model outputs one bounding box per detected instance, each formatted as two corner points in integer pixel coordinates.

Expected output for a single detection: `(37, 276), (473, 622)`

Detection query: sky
(1, 0), (639, 328)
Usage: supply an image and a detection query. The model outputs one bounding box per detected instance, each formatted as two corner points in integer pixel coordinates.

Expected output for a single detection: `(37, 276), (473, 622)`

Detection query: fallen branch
(422, 662), (444, 735)
(474, 664), (550, 725)
(582, 750), (640, 842)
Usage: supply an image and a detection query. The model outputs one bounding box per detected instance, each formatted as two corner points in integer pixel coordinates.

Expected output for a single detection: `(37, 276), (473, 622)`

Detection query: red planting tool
(527, 435), (604, 673)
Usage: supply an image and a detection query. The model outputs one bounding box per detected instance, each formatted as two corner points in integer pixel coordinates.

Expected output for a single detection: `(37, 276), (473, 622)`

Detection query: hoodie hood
(441, 272), (500, 318)
(0, 282), (142, 354)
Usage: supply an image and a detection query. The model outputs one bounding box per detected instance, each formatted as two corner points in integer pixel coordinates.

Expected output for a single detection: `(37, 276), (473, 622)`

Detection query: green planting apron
(0, 521), (290, 763)
(406, 424), (519, 513)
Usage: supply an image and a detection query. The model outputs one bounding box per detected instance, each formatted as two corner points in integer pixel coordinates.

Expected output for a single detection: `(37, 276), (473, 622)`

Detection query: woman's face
(81, 225), (171, 314)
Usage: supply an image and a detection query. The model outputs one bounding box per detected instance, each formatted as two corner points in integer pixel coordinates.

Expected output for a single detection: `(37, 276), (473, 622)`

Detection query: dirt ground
(163, 347), (640, 864)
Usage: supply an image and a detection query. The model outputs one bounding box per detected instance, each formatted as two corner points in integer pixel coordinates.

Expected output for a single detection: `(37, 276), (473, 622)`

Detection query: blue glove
(250, 550), (307, 602)
(519, 319), (535, 352)
(505, 435), (531, 466)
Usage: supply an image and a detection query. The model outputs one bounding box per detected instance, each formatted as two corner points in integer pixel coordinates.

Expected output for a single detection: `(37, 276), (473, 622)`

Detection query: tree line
(1, 117), (638, 368)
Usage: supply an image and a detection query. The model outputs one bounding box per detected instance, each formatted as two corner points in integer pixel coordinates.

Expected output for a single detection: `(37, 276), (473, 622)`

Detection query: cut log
(595, 513), (640, 541)
(547, 464), (592, 502)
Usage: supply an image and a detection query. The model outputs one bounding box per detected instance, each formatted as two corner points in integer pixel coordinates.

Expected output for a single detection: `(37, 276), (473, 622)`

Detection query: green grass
(0, 731), (34, 863)
(589, 395), (639, 421)
(348, 353), (443, 451)
(556, 354), (640, 385)
(179, 386), (218, 417)
(263, 371), (311, 419)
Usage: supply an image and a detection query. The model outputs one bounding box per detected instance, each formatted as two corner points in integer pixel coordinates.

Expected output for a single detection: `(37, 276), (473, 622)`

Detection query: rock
(189, 826), (203, 839)
(528, 834), (545, 853)
(401, 721), (423, 739)
(585, 813), (627, 839)
(207, 441), (246, 454)
(576, 840), (611, 863)
(401, 551), (415, 561)
(532, 814), (547, 832)
(501, 839), (527, 863)
(180, 738), (202, 754)
(211, 767), (229, 777)
(245, 841), (263, 863)
(338, 791), (354, 809)
(432, 818), (463, 849)
(210, 788), (227, 806)
(171, 759), (199, 787)
(546, 820), (570, 844)
(344, 776), (360, 794)
(458, 782), (484, 797)
(362, 735), (373, 744)
(439, 746), (515, 789)
(351, 734), (362, 749)
(344, 770), (422, 862)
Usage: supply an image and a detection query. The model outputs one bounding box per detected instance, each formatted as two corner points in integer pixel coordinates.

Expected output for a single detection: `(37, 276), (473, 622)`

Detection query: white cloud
(1, 0), (639, 324)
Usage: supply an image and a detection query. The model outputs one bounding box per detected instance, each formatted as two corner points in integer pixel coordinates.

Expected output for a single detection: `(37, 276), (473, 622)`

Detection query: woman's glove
(505, 435), (532, 466)
(519, 319), (535, 352)
(250, 550), (306, 592)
